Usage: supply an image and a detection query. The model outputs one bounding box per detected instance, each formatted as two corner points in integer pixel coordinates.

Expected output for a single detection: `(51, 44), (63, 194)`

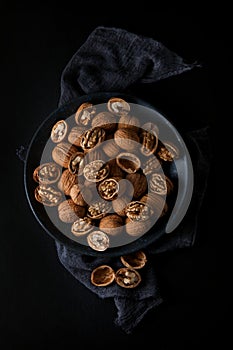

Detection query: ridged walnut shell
(140, 192), (168, 218)
(50, 120), (68, 143)
(125, 173), (148, 199)
(149, 173), (174, 196)
(115, 267), (141, 288)
(120, 251), (147, 269)
(116, 152), (141, 174)
(87, 230), (110, 251)
(71, 217), (94, 236)
(157, 142), (179, 161)
(58, 199), (86, 223)
(52, 142), (78, 168)
(34, 185), (63, 207)
(125, 217), (152, 236)
(68, 126), (86, 147)
(33, 162), (61, 184)
(107, 97), (130, 116)
(91, 265), (115, 286)
(57, 169), (77, 195)
(114, 128), (140, 152)
(99, 214), (124, 236)
(91, 112), (117, 132)
(75, 102), (96, 126)
(118, 114), (140, 132)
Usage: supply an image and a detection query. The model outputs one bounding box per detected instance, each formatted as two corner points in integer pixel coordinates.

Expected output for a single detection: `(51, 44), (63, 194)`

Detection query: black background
(1, 9), (231, 349)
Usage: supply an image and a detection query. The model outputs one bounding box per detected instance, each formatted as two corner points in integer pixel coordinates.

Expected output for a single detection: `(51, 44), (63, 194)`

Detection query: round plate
(24, 92), (193, 257)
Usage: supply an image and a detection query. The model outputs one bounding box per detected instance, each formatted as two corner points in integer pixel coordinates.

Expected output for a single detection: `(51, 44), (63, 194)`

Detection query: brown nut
(83, 160), (109, 183)
(99, 214), (124, 236)
(142, 156), (161, 176)
(57, 169), (78, 195)
(125, 173), (148, 199)
(120, 251), (147, 269)
(140, 122), (159, 156)
(71, 216), (94, 236)
(91, 112), (117, 132)
(149, 173), (174, 196)
(157, 142), (179, 161)
(107, 97), (130, 116)
(114, 128), (140, 152)
(112, 195), (131, 217)
(58, 199), (86, 223)
(87, 200), (112, 219)
(125, 217), (152, 236)
(68, 126), (86, 147)
(68, 151), (84, 175)
(80, 127), (105, 151)
(33, 162), (61, 184)
(102, 139), (121, 158)
(125, 201), (153, 222)
(115, 267), (141, 288)
(98, 178), (119, 201)
(50, 120), (68, 143)
(91, 265), (115, 286)
(116, 152), (141, 174)
(75, 102), (96, 126)
(52, 142), (78, 168)
(70, 184), (91, 206)
(140, 192), (168, 218)
(87, 230), (110, 251)
(118, 114), (140, 132)
(34, 185), (63, 207)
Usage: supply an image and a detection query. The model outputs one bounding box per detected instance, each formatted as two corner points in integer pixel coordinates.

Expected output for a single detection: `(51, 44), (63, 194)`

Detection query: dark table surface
(1, 9), (231, 349)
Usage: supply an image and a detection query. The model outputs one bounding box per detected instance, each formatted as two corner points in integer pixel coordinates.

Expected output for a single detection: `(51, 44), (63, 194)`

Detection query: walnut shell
(68, 126), (86, 147)
(83, 160), (109, 183)
(118, 114), (140, 132)
(115, 267), (141, 288)
(50, 120), (68, 143)
(68, 151), (84, 175)
(125, 201), (153, 222)
(98, 178), (119, 201)
(126, 173), (148, 199)
(140, 122), (159, 156)
(157, 141), (179, 161)
(34, 185), (63, 207)
(112, 195), (131, 217)
(70, 184), (92, 206)
(140, 192), (168, 218)
(120, 251), (147, 269)
(107, 97), (130, 116)
(52, 142), (78, 168)
(58, 199), (86, 223)
(114, 128), (140, 152)
(57, 169), (77, 195)
(125, 217), (152, 236)
(80, 127), (105, 151)
(102, 139), (121, 158)
(91, 265), (115, 286)
(142, 156), (161, 176)
(91, 112), (117, 132)
(87, 200), (112, 219)
(116, 152), (141, 174)
(71, 217), (94, 236)
(149, 173), (174, 196)
(75, 102), (96, 126)
(99, 214), (124, 236)
(33, 162), (61, 184)
(87, 230), (110, 251)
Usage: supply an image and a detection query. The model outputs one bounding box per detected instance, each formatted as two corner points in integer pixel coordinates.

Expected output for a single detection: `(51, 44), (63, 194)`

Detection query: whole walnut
(58, 199), (86, 223)
(126, 173), (148, 199)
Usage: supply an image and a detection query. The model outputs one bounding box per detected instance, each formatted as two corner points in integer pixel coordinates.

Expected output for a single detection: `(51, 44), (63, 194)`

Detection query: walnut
(68, 151), (84, 175)
(98, 178), (119, 201)
(115, 267), (141, 288)
(33, 162), (61, 184)
(70, 184), (92, 206)
(71, 217), (94, 236)
(99, 214), (124, 236)
(140, 192), (168, 218)
(126, 173), (148, 199)
(52, 142), (78, 168)
(125, 201), (153, 222)
(142, 156), (161, 175)
(68, 126), (86, 147)
(107, 158), (125, 178)
(125, 217), (152, 236)
(120, 251), (147, 269)
(80, 127), (105, 151)
(139, 122), (159, 157)
(149, 173), (174, 196)
(34, 185), (62, 207)
(91, 265), (115, 286)
(91, 112), (117, 132)
(107, 97), (130, 116)
(102, 139), (121, 158)
(50, 120), (68, 143)
(83, 160), (109, 183)
(87, 230), (110, 251)
(112, 195), (131, 217)
(118, 114), (140, 132)
(87, 200), (112, 219)
(58, 199), (86, 223)
(75, 102), (96, 126)
(57, 169), (77, 195)
(114, 128), (140, 152)
(157, 141), (179, 161)
(116, 152), (141, 174)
